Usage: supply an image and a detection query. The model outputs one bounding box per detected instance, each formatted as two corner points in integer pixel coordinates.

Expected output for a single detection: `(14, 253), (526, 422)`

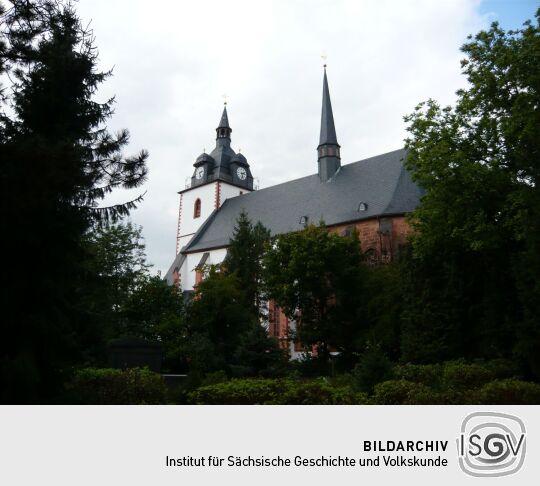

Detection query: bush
(477, 379), (540, 404)
(66, 367), (167, 404)
(371, 380), (433, 405)
(393, 363), (442, 388)
(352, 345), (394, 393)
(188, 379), (282, 405)
(271, 380), (368, 405)
(187, 378), (368, 405)
(482, 359), (521, 380)
(201, 370), (229, 386)
(441, 360), (495, 390)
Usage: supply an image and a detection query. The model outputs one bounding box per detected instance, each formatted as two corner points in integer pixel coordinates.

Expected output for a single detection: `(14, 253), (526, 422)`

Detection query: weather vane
(222, 93), (228, 105)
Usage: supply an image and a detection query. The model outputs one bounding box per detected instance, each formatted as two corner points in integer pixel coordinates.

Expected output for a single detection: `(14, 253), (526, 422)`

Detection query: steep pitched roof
(218, 105), (230, 129)
(319, 68), (338, 147)
(182, 148), (423, 253)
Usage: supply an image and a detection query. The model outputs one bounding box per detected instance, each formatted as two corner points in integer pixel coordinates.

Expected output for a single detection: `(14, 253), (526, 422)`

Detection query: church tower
(317, 66), (341, 182)
(175, 104), (255, 254)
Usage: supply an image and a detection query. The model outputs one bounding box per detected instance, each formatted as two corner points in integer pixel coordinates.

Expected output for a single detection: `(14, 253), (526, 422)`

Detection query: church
(165, 68), (423, 357)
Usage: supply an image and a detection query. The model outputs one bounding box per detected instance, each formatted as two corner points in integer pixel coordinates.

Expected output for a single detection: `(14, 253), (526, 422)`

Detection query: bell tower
(175, 104), (256, 254)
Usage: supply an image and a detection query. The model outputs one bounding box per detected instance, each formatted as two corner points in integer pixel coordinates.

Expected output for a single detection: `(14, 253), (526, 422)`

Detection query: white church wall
(178, 182), (217, 240)
(180, 247), (228, 291)
(219, 182), (250, 203)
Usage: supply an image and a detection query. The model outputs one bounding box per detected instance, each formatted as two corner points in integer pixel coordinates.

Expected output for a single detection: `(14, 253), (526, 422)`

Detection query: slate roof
(319, 68), (338, 146)
(182, 148), (423, 254)
(218, 106), (230, 129)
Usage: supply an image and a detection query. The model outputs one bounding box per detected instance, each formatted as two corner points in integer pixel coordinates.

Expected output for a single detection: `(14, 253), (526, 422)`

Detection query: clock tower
(175, 104), (256, 254)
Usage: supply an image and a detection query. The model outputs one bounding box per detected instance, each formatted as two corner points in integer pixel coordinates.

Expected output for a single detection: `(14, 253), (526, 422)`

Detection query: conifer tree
(0, 1), (148, 402)
(223, 210), (270, 318)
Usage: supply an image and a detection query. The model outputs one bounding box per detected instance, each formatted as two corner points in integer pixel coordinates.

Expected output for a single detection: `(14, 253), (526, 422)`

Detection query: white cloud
(77, 0), (489, 274)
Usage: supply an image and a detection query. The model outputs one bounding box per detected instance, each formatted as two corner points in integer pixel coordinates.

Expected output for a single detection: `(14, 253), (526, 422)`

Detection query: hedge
(66, 367), (168, 404)
(187, 378), (368, 405)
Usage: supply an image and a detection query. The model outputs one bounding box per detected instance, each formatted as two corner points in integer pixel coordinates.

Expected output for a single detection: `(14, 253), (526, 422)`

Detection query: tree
(222, 210), (270, 319)
(402, 12), (540, 374)
(0, 1), (148, 402)
(183, 265), (287, 379)
(263, 223), (365, 363)
(85, 222), (149, 331)
(120, 276), (187, 373)
(185, 267), (256, 376)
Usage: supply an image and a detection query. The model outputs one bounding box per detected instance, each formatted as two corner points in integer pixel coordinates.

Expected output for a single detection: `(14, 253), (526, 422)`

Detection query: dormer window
(194, 198), (201, 218)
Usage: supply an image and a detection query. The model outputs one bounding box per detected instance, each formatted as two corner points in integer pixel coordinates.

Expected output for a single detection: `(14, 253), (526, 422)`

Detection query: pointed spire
(216, 103), (232, 143)
(218, 105), (230, 129)
(317, 66), (341, 182)
(319, 66), (338, 146)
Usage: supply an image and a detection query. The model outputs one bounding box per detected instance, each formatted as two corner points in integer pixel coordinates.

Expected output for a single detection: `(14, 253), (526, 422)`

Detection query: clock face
(237, 167), (247, 180)
(195, 167), (204, 179)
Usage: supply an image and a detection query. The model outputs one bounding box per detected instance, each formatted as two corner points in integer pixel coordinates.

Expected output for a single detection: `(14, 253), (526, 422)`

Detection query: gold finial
(321, 54), (327, 68)
(222, 93), (228, 105)
(238, 147), (242, 153)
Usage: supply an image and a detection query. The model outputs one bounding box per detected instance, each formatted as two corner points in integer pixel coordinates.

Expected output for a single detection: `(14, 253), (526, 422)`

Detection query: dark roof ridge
(224, 147), (407, 203)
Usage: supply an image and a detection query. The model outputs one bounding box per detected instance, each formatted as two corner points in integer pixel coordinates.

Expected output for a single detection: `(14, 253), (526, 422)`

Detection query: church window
(194, 198), (201, 218)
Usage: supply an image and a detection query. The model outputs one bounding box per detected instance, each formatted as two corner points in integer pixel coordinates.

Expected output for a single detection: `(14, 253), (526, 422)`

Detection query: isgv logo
(457, 412), (526, 477)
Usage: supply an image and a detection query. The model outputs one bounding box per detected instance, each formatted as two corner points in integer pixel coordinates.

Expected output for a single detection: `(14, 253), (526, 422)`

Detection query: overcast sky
(76, 0), (538, 274)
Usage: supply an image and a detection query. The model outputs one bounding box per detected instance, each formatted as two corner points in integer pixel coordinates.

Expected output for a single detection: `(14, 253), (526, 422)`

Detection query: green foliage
(231, 323), (289, 377)
(476, 379), (540, 405)
(271, 380), (368, 405)
(402, 13), (540, 370)
(188, 378), (283, 405)
(371, 360), (534, 404)
(187, 378), (368, 405)
(84, 222), (151, 337)
(184, 267), (287, 379)
(0, 0), (148, 402)
(393, 363), (443, 388)
(120, 276), (187, 372)
(371, 380), (433, 405)
(264, 223), (365, 360)
(185, 268), (255, 374)
(352, 344), (394, 393)
(66, 367), (167, 404)
(361, 264), (404, 359)
(441, 360), (495, 390)
(223, 210), (271, 318)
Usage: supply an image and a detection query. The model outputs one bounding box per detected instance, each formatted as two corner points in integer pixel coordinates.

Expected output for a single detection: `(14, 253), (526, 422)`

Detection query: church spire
(317, 66), (341, 182)
(216, 104), (232, 144)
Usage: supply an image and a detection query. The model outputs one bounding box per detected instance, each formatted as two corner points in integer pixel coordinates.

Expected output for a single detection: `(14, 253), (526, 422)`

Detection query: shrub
(66, 367), (167, 404)
(187, 378), (368, 405)
(477, 379), (540, 404)
(393, 363), (442, 388)
(271, 380), (368, 405)
(201, 370), (229, 386)
(188, 379), (282, 405)
(352, 345), (394, 393)
(442, 360), (495, 390)
(482, 359), (521, 380)
(371, 380), (433, 405)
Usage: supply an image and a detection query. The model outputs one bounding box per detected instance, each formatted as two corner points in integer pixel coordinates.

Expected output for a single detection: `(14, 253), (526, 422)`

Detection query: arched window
(194, 198), (201, 218)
